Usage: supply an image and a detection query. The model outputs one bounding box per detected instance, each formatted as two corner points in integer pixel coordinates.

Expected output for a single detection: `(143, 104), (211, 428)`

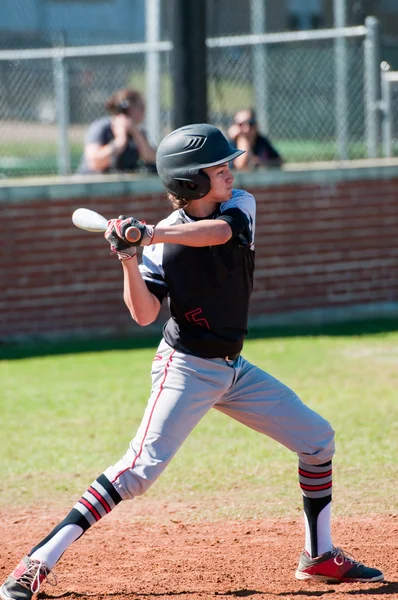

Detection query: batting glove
(113, 216), (155, 247)
(105, 216), (137, 261)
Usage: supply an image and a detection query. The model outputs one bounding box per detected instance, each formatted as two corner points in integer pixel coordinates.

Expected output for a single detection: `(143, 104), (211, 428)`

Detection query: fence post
(52, 54), (70, 175)
(364, 16), (382, 158)
(145, 0), (161, 145)
(250, 0), (268, 134)
(171, 0), (207, 128)
(381, 69), (392, 157)
(334, 0), (348, 160)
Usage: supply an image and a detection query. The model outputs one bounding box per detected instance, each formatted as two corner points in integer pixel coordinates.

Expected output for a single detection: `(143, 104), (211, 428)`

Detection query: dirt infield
(1, 504), (396, 600)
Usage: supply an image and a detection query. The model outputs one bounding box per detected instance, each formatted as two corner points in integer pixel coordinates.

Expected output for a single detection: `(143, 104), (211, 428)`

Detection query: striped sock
(298, 460), (333, 558)
(29, 474), (122, 565)
(72, 473), (122, 529)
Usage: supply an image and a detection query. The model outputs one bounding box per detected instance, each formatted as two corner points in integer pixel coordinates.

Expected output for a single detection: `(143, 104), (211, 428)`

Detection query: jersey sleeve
(218, 189), (256, 247)
(139, 244), (169, 303)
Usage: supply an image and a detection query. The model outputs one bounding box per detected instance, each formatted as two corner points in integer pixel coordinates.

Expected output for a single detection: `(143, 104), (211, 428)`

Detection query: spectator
(77, 88), (156, 175)
(227, 108), (283, 170)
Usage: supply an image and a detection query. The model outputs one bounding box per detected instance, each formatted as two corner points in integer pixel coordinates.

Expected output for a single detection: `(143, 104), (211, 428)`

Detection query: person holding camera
(77, 88), (157, 175)
(227, 108), (283, 171)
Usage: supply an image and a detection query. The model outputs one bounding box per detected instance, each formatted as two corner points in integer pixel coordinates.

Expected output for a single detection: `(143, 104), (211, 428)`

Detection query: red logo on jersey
(185, 308), (210, 330)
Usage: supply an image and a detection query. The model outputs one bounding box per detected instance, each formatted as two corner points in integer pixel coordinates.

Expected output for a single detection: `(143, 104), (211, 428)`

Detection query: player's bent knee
(103, 463), (158, 500)
(299, 419), (335, 465)
(318, 423), (335, 463)
(120, 472), (154, 498)
(104, 438), (177, 500)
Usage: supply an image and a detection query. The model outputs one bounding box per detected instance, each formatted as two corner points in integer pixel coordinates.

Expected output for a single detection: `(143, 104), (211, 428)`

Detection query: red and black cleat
(295, 547), (384, 583)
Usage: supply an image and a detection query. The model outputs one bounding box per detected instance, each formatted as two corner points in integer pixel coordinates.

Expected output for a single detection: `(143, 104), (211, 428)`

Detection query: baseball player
(0, 124), (383, 600)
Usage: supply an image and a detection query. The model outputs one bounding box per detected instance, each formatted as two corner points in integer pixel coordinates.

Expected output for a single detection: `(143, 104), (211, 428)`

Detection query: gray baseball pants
(105, 339), (335, 500)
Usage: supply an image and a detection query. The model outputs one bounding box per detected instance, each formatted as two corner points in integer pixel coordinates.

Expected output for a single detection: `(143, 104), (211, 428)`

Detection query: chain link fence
(0, 46), (168, 177)
(0, 6), (384, 177)
(208, 36), (366, 161)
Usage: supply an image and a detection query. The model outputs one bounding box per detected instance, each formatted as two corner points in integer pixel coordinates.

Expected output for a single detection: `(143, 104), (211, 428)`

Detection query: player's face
(203, 163), (234, 202)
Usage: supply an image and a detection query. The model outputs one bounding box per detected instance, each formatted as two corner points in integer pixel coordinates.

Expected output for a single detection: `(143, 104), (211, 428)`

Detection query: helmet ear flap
(174, 170), (211, 200)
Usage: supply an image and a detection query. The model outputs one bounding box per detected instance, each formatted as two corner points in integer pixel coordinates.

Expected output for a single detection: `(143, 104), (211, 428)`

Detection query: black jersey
(139, 189), (256, 358)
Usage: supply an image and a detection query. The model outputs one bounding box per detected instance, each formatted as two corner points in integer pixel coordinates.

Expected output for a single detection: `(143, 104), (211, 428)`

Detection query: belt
(225, 352), (240, 362)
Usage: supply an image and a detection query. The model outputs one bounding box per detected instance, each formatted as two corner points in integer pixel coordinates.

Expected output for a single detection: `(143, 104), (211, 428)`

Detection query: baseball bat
(72, 208), (141, 242)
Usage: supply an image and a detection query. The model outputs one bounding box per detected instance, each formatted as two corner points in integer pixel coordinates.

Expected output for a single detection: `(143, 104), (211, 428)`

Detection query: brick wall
(252, 177), (398, 318)
(1, 168), (398, 342)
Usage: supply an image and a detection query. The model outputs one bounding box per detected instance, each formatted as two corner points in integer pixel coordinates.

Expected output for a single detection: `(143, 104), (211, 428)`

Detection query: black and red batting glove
(105, 216), (137, 261)
(105, 215), (155, 261)
(115, 216), (155, 247)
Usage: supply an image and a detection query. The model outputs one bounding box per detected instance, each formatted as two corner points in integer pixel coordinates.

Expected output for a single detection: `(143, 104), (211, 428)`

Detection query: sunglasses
(235, 119), (256, 127)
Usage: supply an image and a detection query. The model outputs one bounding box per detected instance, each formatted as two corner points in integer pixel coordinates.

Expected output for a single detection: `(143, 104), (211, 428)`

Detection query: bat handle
(125, 226), (141, 243)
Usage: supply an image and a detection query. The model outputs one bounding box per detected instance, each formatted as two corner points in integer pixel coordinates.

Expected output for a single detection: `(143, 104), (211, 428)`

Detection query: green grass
(0, 139), (369, 178)
(1, 329), (397, 520)
(276, 139), (368, 162)
(0, 139), (367, 177)
(0, 143), (83, 178)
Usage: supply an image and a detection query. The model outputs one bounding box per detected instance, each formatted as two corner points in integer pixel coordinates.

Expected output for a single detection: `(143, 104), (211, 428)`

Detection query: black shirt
(252, 134), (282, 167)
(139, 189), (256, 358)
(77, 116), (156, 174)
(229, 133), (282, 168)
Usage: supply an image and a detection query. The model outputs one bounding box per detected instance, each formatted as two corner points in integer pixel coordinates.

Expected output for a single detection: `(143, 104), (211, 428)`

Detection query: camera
(116, 99), (130, 115)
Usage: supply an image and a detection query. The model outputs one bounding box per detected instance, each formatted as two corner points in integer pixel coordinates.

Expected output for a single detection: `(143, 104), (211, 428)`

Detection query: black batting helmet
(156, 123), (245, 201)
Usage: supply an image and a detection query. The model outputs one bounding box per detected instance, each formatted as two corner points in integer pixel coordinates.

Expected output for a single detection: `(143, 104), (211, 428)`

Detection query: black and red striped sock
(298, 460), (333, 558)
(30, 473), (122, 556)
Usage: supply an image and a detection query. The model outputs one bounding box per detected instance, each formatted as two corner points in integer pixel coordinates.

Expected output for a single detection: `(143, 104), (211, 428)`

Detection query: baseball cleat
(295, 547), (384, 583)
(0, 556), (56, 600)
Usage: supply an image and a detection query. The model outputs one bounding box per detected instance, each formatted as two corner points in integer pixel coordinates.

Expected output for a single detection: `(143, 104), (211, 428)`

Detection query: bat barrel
(72, 208), (108, 232)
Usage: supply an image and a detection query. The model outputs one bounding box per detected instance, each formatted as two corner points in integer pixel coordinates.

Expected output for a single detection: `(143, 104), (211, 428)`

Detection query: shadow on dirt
(276, 580), (397, 596)
(40, 580), (398, 599)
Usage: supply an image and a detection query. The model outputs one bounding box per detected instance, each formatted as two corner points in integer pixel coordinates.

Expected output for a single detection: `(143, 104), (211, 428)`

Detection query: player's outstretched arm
(110, 215), (233, 248)
(153, 219), (232, 247)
